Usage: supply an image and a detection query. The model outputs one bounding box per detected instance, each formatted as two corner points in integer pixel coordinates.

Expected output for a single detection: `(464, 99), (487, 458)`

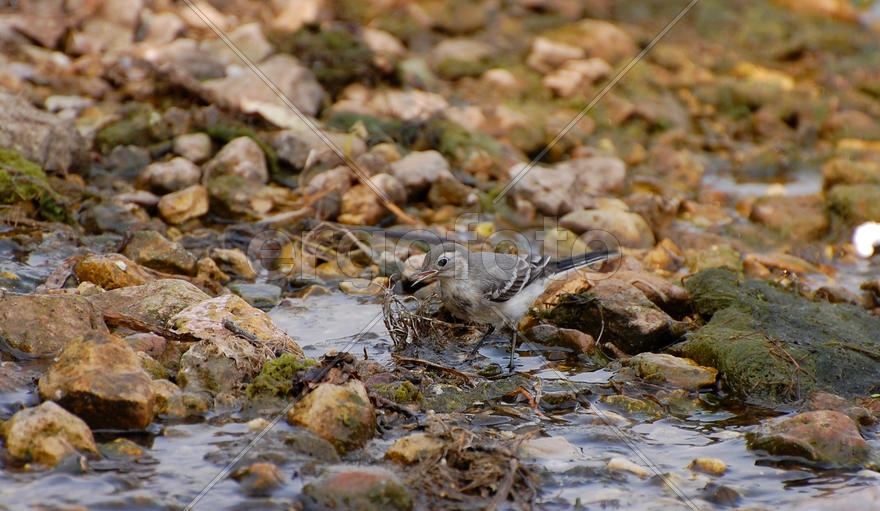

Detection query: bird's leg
(469, 325), (495, 357)
(508, 330), (517, 373)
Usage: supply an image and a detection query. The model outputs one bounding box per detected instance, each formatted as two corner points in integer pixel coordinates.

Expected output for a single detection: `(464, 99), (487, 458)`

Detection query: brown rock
(0, 294), (107, 355)
(749, 194), (828, 241)
(74, 253), (151, 290)
(748, 410), (875, 466)
(173, 294), (304, 395)
(233, 462), (285, 497)
(427, 173), (474, 207)
(623, 353), (717, 390)
(301, 466), (412, 510)
(288, 380), (376, 453)
(385, 433), (445, 464)
(542, 277), (686, 354)
(158, 184), (209, 224)
(1, 401), (100, 467)
(87, 278), (210, 326)
(561, 209), (655, 249)
(338, 173), (406, 226)
(39, 331), (157, 430)
(122, 230), (197, 275)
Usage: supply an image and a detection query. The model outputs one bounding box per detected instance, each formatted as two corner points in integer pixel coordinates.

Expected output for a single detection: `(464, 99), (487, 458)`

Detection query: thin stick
(102, 311), (201, 343)
(391, 354), (478, 385)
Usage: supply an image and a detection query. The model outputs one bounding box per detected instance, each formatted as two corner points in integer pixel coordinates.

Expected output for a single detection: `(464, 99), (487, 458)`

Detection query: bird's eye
(437, 256), (448, 268)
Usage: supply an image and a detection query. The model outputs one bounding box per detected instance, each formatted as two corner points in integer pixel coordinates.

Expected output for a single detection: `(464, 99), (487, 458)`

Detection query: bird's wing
(483, 253), (551, 303)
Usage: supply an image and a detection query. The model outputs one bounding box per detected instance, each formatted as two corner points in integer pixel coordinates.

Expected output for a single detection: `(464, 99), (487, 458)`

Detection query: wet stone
(87, 278), (210, 326)
(747, 410), (877, 467)
(74, 253), (151, 290)
(0, 293), (107, 355)
(678, 267), (880, 406)
(622, 353), (717, 390)
(39, 331), (157, 430)
(1, 401), (100, 468)
(174, 294), (304, 395)
(542, 278), (686, 355)
(300, 465), (412, 511)
(232, 462), (285, 497)
(122, 230), (197, 275)
(287, 380), (376, 453)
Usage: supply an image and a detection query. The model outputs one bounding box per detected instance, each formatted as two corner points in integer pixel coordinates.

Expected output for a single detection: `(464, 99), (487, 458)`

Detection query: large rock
(202, 136), (268, 184)
(541, 277), (686, 354)
(0, 294), (107, 355)
(88, 278), (210, 326)
(747, 411), (877, 467)
(203, 54), (325, 117)
(300, 465), (412, 510)
(287, 380), (376, 453)
(750, 194), (828, 241)
(1, 401), (100, 467)
(39, 331), (157, 430)
(173, 294), (304, 395)
(122, 230), (197, 275)
(0, 92), (84, 173)
(676, 268), (880, 406)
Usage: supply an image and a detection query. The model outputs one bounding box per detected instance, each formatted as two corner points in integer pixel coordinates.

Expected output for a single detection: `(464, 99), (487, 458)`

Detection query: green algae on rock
(246, 354), (319, 399)
(677, 268), (880, 407)
(0, 149), (72, 223)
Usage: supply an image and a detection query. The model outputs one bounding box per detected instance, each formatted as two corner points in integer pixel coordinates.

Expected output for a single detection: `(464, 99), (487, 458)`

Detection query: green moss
(273, 26), (379, 98)
(95, 103), (158, 153)
(370, 381), (422, 404)
(246, 354), (318, 399)
(679, 268), (880, 407)
(420, 375), (530, 413)
(827, 184), (880, 226)
(0, 149), (71, 223)
(435, 57), (495, 81)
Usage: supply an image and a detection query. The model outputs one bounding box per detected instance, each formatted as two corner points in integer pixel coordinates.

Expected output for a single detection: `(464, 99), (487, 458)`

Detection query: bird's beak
(410, 269), (438, 285)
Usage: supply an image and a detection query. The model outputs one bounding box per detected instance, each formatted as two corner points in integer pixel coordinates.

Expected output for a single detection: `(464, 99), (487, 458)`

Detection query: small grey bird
(410, 242), (616, 371)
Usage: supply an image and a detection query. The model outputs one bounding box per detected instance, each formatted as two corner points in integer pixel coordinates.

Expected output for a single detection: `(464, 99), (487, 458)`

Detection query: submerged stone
(1, 401), (100, 468)
(300, 465), (412, 511)
(747, 410), (878, 467)
(622, 353), (717, 390)
(287, 380), (376, 453)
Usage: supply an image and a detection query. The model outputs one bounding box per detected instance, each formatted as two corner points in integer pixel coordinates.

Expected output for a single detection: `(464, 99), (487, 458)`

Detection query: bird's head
(410, 242), (469, 285)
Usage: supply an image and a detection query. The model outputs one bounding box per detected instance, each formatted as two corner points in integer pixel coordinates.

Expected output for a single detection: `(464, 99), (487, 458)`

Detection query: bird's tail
(550, 249), (617, 274)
